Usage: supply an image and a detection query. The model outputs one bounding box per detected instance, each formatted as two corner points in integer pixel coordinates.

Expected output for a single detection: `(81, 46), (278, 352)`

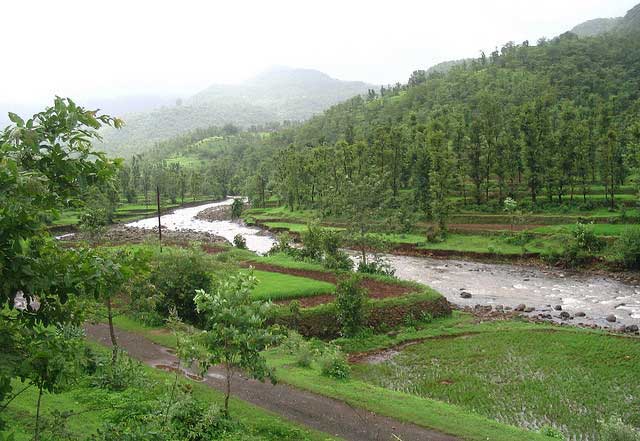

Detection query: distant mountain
(570, 18), (622, 38)
(570, 2), (640, 37)
(97, 67), (373, 157)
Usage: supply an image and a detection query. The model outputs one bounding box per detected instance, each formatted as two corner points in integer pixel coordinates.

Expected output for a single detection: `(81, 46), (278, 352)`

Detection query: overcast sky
(0, 0), (637, 108)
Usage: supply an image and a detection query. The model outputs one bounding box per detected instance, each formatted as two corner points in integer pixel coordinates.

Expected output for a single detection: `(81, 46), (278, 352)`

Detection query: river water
(127, 200), (640, 328)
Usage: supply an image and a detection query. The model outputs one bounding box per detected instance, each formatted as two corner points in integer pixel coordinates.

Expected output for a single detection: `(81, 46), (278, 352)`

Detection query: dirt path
(85, 323), (459, 441)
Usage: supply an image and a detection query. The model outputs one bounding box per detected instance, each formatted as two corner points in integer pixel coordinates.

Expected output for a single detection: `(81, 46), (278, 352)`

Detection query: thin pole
(157, 185), (162, 252)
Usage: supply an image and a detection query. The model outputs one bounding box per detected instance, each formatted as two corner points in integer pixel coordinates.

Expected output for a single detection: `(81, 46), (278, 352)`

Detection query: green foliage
(148, 247), (212, 325)
(193, 271), (282, 415)
(92, 349), (147, 392)
(335, 275), (367, 337)
(599, 418), (640, 441)
(319, 347), (351, 380)
(233, 234), (247, 249)
(613, 227), (640, 269)
(538, 426), (565, 440)
(231, 199), (244, 219)
(0, 98), (122, 421)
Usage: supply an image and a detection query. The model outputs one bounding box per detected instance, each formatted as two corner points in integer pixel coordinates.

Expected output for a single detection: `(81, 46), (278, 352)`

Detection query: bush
(268, 232), (294, 255)
(572, 221), (604, 254)
(93, 350), (147, 391)
(335, 275), (367, 337)
(320, 348), (350, 380)
(149, 247), (212, 325)
(538, 425), (565, 440)
(613, 227), (640, 269)
(357, 255), (395, 277)
(233, 234), (247, 249)
(299, 223), (324, 261)
(599, 418), (640, 441)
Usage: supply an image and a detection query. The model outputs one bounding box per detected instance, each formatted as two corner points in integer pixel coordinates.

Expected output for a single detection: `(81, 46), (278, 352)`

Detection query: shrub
(230, 198), (244, 219)
(149, 247), (212, 325)
(357, 255), (395, 277)
(538, 425), (565, 440)
(299, 223), (325, 261)
(93, 349), (147, 391)
(335, 275), (367, 337)
(613, 227), (640, 269)
(599, 418), (640, 441)
(233, 234), (247, 249)
(572, 221), (603, 254)
(268, 232), (294, 255)
(320, 348), (350, 380)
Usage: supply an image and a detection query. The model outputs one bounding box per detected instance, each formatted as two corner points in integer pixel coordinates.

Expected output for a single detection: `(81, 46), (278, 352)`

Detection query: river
(127, 199), (640, 329)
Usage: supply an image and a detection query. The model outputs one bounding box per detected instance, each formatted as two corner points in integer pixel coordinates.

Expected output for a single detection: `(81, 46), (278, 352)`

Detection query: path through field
(85, 323), (459, 441)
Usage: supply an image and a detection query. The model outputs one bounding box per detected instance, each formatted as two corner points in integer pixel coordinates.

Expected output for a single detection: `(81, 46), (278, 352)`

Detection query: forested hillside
(116, 3), (640, 224)
(98, 67), (372, 157)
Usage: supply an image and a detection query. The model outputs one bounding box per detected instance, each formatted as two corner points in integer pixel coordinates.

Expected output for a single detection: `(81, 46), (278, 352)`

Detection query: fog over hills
(95, 67), (373, 156)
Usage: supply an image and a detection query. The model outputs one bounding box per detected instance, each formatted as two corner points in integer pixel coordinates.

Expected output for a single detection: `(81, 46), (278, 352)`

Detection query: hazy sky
(1, 0), (637, 106)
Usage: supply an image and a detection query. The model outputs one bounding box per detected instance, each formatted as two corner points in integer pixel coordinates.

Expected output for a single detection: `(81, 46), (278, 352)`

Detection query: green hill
(98, 67), (373, 157)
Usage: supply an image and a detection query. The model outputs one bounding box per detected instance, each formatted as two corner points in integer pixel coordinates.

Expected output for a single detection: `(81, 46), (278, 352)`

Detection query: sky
(0, 0), (637, 109)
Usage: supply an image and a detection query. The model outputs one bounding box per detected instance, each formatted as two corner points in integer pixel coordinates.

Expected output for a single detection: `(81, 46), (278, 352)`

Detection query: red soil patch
(243, 261), (414, 307)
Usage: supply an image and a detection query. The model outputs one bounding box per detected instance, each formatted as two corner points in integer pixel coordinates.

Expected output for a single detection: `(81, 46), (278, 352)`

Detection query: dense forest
(115, 8), (640, 229)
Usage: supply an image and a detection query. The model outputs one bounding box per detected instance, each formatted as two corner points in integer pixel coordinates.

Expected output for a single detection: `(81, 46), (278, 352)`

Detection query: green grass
(265, 350), (551, 441)
(2, 343), (336, 441)
(350, 320), (640, 439)
(249, 252), (329, 272)
(262, 222), (344, 234)
(416, 233), (564, 255)
(532, 223), (640, 237)
(105, 314), (548, 441)
(249, 270), (335, 301)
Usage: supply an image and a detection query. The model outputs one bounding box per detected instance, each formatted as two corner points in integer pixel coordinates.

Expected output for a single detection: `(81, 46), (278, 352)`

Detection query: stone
(460, 291), (472, 299)
(606, 314), (617, 323)
(554, 305), (562, 311)
(559, 311), (571, 320)
(524, 307), (535, 313)
(514, 304), (526, 312)
(575, 311), (586, 317)
(625, 324), (639, 333)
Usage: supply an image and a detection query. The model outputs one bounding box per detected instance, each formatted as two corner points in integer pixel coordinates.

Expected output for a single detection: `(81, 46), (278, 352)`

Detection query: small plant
(233, 234), (247, 249)
(538, 425), (565, 440)
(357, 255), (395, 277)
(572, 221), (603, 254)
(335, 275), (367, 337)
(93, 349), (147, 391)
(320, 348), (351, 380)
(230, 198), (244, 219)
(613, 227), (640, 269)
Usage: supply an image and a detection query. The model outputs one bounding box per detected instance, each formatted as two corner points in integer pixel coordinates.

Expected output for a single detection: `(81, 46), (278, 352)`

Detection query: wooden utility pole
(156, 185), (162, 252)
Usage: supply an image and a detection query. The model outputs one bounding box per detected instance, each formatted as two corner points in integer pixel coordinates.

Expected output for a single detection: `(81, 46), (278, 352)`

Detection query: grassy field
(531, 223), (639, 237)
(249, 269), (335, 301)
(107, 313), (553, 441)
(349, 318), (640, 439)
(248, 253), (330, 272)
(2, 343), (335, 441)
(416, 233), (565, 255)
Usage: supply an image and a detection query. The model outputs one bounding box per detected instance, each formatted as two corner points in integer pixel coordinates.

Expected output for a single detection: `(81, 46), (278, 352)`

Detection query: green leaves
(7, 112), (24, 127)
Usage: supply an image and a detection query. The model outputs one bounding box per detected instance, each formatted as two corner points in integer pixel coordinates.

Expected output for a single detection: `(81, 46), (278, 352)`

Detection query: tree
(335, 275), (367, 337)
(0, 98), (122, 411)
(428, 121), (455, 233)
(193, 271), (281, 416)
(599, 130), (625, 210)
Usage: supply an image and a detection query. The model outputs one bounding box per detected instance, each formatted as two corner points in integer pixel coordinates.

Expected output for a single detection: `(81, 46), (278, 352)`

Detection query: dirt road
(85, 323), (459, 441)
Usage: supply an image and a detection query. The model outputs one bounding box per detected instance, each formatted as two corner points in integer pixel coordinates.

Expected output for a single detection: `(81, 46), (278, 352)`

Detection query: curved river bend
(127, 200), (640, 328)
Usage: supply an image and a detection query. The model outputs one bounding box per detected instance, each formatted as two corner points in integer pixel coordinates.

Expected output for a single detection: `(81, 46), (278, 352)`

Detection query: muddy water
(129, 200), (640, 328)
(126, 198), (276, 254)
(384, 254), (640, 328)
